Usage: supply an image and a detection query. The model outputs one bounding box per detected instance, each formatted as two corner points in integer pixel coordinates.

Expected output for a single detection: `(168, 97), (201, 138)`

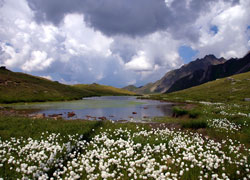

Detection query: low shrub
(188, 109), (201, 118)
(181, 119), (208, 129)
(173, 107), (200, 118)
(173, 107), (188, 117)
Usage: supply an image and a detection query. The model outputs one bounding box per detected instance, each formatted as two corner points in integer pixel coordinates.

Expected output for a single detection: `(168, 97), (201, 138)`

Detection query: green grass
(181, 119), (208, 129)
(0, 69), (134, 103)
(0, 116), (102, 141)
(172, 107), (189, 117)
(172, 106), (200, 118)
(0, 69), (93, 103)
(145, 71), (250, 144)
(0, 115), (150, 141)
(151, 102), (250, 146)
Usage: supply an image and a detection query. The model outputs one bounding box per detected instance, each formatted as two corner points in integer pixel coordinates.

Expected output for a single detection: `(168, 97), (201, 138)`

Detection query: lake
(11, 96), (174, 122)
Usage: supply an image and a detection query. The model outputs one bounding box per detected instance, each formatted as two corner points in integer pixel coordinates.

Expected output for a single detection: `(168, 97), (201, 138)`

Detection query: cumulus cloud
(192, 0), (250, 59)
(22, 51), (54, 72)
(125, 51), (152, 71)
(112, 31), (182, 72)
(0, 0), (249, 87)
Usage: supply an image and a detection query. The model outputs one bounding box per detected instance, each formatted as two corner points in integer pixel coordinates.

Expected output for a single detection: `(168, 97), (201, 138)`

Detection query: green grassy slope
(0, 68), (134, 103)
(148, 71), (250, 146)
(151, 71), (250, 103)
(0, 69), (93, 103)
(122, 85), (139, 92)
(73, 83), (136, 96)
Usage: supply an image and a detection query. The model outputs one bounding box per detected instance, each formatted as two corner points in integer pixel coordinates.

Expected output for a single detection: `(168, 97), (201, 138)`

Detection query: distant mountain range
(123, 52), (250, 94)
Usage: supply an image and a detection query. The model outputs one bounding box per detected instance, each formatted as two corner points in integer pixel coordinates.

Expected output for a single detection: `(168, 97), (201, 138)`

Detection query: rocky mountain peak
(133, 54), (227, 94)
(204, 54), (216, 59)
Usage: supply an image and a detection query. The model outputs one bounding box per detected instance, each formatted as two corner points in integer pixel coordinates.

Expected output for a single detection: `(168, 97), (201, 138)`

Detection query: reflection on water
(12, 96), (173, 122)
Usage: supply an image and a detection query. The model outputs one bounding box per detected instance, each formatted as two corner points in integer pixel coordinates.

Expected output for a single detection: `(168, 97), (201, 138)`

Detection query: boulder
(225, 77), (236, 82)
(98, 116), (107, 121)
(67, 112), (76, 118)
(30, 113), (45, 119)
(36, 113), (45, 118)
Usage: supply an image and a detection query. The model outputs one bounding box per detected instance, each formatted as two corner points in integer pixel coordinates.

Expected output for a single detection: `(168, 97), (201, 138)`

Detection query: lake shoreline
(1, 96), (176, 122)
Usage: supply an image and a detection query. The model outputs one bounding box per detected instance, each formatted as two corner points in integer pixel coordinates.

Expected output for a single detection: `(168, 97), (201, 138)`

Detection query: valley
(0, 54), (249, 180)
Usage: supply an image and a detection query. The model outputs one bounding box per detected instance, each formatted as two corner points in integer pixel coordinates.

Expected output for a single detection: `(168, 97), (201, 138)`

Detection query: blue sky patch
(178, 45), (199, 63)
(5, 42), (12, 47)
(210, 25), (218, 34)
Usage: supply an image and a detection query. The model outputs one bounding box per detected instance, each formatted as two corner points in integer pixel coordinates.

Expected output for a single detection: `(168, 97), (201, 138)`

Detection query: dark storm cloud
(110, 40), (137, 63)
(0, 0), (5, 7)
(82, 0), (169, 36)
(26, 0), (83, 25)
(27, 0), (238, 40)
(27, 0), (169, 36)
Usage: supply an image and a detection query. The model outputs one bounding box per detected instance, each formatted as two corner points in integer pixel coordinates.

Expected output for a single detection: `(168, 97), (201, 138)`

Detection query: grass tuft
(173, 107), (200, 118)
(181, 119), (208, 129)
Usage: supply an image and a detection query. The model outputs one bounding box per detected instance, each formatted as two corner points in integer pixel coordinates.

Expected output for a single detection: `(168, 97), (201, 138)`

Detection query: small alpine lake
(9, 96), (174, 122)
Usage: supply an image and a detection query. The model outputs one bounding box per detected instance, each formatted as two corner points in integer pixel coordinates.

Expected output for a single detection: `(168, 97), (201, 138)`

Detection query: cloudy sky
(0, 0), (249, 87)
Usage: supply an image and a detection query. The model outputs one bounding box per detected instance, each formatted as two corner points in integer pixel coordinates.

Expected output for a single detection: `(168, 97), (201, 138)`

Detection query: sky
(0, 0), (249, 87)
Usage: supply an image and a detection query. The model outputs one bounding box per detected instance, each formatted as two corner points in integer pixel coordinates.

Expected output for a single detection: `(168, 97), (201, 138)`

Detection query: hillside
(133, 55), (226, 94)
(0, 67), (95, 103)
(73, 83), (136, 96)
(151, 71), (250, 103)
(130, 83), (155, 94)
(122, 85), (139, 92)
(166, 52), (250, 93)
(0, 67), (134, 103)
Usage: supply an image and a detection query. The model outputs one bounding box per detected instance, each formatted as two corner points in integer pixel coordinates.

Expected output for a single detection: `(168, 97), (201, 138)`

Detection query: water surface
(11, 96), (173, 122)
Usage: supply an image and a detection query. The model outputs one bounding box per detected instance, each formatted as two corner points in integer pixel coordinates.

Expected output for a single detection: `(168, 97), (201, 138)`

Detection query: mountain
(0, 67), (134, 103)
(73, 83), (135, 96)
(134, 55), (226, 94)
(155, 70), (250, 103)
(123, 83), (155, 94)
(122, 85), (139, 92)
(166, 52), (250, 93)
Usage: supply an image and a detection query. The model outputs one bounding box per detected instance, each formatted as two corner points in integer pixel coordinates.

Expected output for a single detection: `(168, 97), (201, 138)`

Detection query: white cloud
(192, 0), (250, 59)
(0, 42), (30, 68)
(0, 0), (183, 87)
(62, 13), (113, 57)
(164, 0), (174, 8)
(22, 51), (54, 72)
(125, 51), (152, 71)
(126, 79), (136, 85)
(0, 0), (249, 88)
(40, 75), (52, 80)
(38, 25), (59, 43)
(113, 31), (182, 83)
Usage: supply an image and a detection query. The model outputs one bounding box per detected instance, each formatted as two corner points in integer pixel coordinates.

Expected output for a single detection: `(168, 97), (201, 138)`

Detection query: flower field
(0, 125), (249, 179)
(0, 99), (250, 179)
